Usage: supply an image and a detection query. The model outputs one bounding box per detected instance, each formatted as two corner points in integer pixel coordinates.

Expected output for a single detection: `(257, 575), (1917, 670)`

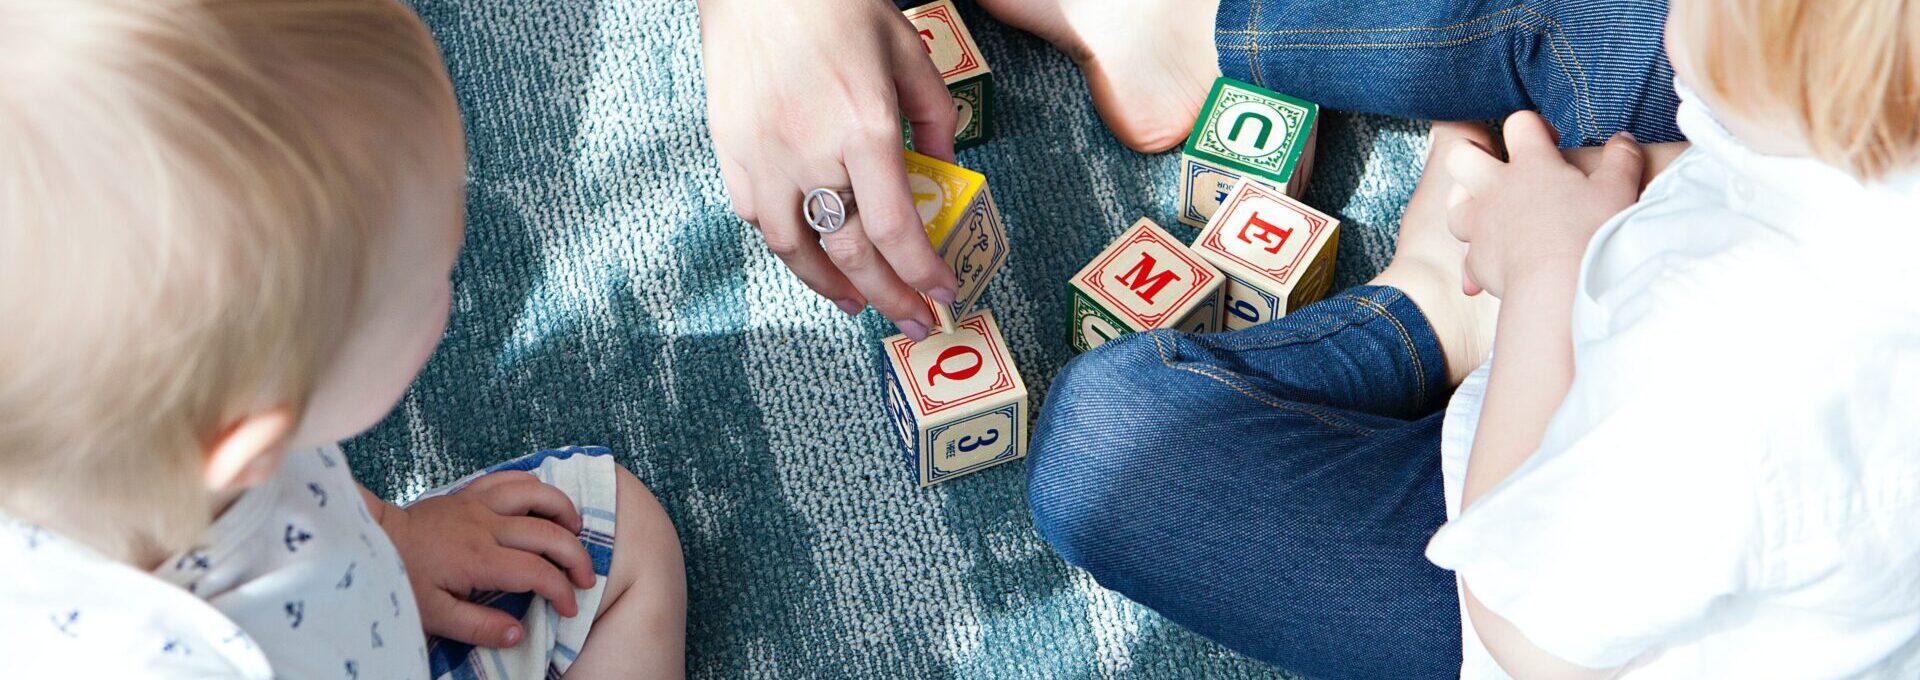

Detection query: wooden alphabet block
(1066, 218), (1225, 353)
(881, 310), (1029, 487)
(1177, 77), (1319, 228)
(1192, 179), (1341, 331)
(903, 150), (1007, 331)
(904, 0), (995, 151)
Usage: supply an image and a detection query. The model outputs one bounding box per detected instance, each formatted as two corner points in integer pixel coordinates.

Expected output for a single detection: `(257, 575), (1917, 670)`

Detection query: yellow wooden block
(903, 150), (1006, 330)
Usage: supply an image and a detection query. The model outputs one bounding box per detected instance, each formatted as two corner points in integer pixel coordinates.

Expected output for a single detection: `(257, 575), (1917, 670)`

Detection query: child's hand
(1446, 112), (1645, 298)
(376, 472), (597, 648)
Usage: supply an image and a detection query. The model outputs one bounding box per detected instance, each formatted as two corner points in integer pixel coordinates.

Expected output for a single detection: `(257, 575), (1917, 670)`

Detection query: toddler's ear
(203, 406), (298, 493)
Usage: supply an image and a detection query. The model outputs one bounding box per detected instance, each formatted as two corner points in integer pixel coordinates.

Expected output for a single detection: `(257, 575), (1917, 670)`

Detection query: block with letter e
(881, 310), (1029, 487)
(903, 150), (1008, 331)
(1066, 218), (1225, 353)
(1177, 77), (1319, 228)
(903, 0), (995, 151)
(1193, 179), (1341, 331)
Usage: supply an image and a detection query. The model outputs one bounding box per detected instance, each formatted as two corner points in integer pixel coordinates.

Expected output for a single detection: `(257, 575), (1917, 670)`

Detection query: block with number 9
(881, 310), (1029, 487)
(903, 0), (995, 151)
(1192, 179), (1341, 331)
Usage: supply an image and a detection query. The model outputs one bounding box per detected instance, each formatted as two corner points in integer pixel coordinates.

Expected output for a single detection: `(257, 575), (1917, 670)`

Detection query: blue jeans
(1216, 0), (1683, 146)
(1029, 286), (1459, 679)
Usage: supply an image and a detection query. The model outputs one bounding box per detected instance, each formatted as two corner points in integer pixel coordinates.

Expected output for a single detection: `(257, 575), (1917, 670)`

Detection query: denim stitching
(1222, 22), (1529, 51)
(1216, 5), (1526, 36)
(1149, 331), (1373, 435)
(1216, 3), (1600, 141)
(1514, 5), (1600, 142)
(1348, 293), (1429, 401)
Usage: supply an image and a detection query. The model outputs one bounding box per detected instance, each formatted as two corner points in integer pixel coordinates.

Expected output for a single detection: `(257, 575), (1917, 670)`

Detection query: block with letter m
(1066, 218), (1225, 353)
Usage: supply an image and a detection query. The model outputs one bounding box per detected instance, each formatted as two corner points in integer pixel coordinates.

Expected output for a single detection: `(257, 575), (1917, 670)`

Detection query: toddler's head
(0, 0), (465, 562)
(1668, 0), (1919, 179)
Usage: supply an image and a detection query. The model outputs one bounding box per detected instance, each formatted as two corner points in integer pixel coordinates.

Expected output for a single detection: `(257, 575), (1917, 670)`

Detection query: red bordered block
(1177, 77), (1320, 228)
(903, 151), (1008, 332)
(1191, 179), (1341, 331)
(881, 310), (1029, 487)
(1066, 218), (1225, 353)
(904, 0), (995, 151)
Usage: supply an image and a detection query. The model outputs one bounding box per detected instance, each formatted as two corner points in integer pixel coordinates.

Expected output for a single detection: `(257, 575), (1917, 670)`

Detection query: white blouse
(1428, 84), (1920, 679)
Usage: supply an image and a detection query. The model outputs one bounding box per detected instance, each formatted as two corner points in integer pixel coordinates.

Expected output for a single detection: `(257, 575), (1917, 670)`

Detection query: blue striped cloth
(348, 1), (1427, 676)
(419, 448), (619, 680)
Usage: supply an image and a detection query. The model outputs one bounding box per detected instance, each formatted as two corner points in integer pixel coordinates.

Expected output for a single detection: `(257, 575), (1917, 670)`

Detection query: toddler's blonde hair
(1673, 0), (1920, 179)
(0, 0), (459, 561)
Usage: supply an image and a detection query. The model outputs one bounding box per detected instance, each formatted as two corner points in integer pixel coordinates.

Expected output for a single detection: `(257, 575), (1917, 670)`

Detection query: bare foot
(1372, 122), (1502, 385)
(979, 0), (1223, 153)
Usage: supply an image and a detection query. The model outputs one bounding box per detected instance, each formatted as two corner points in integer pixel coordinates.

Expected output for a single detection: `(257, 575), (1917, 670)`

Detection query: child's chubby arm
(1444, 112), (1646, 679)
(357, 475), (597, 649)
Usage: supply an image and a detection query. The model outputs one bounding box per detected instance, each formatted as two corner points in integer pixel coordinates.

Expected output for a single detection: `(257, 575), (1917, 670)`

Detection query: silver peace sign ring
(803, 188), (857, 234)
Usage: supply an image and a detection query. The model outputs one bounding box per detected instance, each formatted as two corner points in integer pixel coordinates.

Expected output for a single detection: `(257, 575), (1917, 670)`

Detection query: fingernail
(899, 320), (930, 342)
(929, 287), (957, 306)
(834, 298), (864, 316)
(1617, 131), (1636, 143)
(504, 625), (521, 646)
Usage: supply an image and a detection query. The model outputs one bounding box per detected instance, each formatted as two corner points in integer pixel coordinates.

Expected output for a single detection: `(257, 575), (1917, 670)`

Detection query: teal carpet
(346, 1), (1430, 677)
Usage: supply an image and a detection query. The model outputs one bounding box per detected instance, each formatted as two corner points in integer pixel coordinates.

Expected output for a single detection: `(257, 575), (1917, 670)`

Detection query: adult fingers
(1501, 110), (1562, 162)
(720, 154), (757, 224)
(475, 477), (582, 535)
(891, 23), (957, 163)
(420, 589), (522, 649)
(820, 209), (937, 341)
(484, 549), (582, 618)
(756, 180), (865, 315)
(844, 132), (958, 303)
(494, 516), (596, 589)
(1445, 141), (1504, 199)
(1589, 132), (1646, 192)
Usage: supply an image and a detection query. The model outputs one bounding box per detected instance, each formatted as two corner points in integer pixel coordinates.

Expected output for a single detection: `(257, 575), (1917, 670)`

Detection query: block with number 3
(1067, 218), (1225, 353)
(1192, 179), (1341, 331)
(881, 310), (1029, 487)
(1178, 77), (1319, 228)
(904, 150), (1008, 331)
(903, 0), (995, 151)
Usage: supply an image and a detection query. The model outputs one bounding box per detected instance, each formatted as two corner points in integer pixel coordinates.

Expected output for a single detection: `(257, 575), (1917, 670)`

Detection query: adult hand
(373, 472), (596, 648)
(701, 0), (961, 341)
(1445, 112), (1644, 299)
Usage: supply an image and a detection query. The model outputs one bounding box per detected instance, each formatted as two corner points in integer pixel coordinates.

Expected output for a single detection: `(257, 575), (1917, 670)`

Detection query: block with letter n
(881, 310), (1030, 487)
(1066, 218), (1225, 353)
(903, 150), (1008, 331)
(1177, 77), (1319, 228)
(1192, 179), (1341, 332)
(903, 0), (995, 151)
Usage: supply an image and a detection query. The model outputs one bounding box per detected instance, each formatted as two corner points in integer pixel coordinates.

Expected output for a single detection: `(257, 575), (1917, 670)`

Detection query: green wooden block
(1068, 288), (1131, 354)
(949, 73), (994, 152)
(1178, 77), (1318, 227)
(899, 74), (995, 153)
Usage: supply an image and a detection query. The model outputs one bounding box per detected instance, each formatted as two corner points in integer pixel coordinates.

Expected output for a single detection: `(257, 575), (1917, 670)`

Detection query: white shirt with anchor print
(0, 445), (427, 679)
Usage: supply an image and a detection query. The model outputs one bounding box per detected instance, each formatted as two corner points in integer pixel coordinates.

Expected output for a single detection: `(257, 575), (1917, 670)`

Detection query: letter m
(1114, 252), (1183, 305)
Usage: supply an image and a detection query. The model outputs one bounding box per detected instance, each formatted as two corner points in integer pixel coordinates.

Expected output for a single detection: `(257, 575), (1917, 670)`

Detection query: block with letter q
(880, 310), (1029, 487)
